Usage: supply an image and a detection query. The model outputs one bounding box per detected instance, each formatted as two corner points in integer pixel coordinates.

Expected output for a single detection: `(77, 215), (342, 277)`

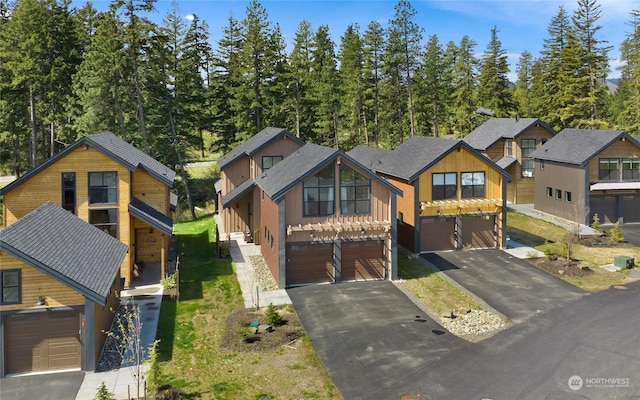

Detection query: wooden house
(0, 133), (176, 285)
(349, 136), (510, 253)
(531, 129), (640, 224)
(463, 118), (556, 204)
(0, 202), (128, 377)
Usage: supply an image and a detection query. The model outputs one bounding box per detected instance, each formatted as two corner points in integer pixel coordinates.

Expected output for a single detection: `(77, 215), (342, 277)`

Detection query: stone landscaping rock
(250, 255), (279, 291)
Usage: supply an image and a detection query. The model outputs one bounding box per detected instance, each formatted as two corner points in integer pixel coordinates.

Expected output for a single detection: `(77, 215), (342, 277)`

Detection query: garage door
(622, 195), (640, 223)
(461, 215), (497, 249)
(287, 243), (334, 286)
(590, 195), (618, 224)
(341, 240), (385, 282)
(5, 311), (80, 374)
(420, 217), (456, 252)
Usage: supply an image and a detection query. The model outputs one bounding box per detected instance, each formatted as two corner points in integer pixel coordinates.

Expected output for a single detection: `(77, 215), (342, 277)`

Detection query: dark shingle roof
(221, 179), (256, 208)
(463, 118), (555, 151)
(128, 198), (173, 235)
(530, 129), (639, 166)
(0, 202), (128, 306)
(496, 156), (518, 169)
(347, 145), (393, 171)
(217, 127), (305, 170)
(0, 133), (175, 195)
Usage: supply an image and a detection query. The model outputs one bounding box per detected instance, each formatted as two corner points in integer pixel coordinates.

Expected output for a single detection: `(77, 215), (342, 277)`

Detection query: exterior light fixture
(36, 296), (47, 306)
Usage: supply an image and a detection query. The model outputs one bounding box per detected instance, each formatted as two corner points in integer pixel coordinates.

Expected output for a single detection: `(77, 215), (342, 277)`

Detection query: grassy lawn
(156, 214), (339, 400)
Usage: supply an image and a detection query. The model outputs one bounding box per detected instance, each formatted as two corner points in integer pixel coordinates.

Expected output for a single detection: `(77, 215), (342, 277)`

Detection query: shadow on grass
(507, 226), (548, 247)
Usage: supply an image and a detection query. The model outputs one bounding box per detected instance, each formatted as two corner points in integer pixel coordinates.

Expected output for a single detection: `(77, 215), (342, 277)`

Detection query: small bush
(610, 222), (624, 242)
(265, 303), (283, 326)
(592, 213), (602, 232)
(236, 326), (254, 342)
(94, 382), (115, 400)
(543, 240), (557, 260)
(160, 273), (177, 289)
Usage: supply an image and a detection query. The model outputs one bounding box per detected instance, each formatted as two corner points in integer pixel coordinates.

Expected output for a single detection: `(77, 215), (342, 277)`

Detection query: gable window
(262, 155), (283, 171)
(599, 159), (619, 181)
(505, 139), (513, 157)
(622, 158), (640, 181)
(461, 172), (485, 198)
(303, 164), (334, 217)
(90, 208), (118, 238)
(546, 187), (553, 198)
(1, 270), (21, 304)
(340, 166), (370, 215)
(432, 172), (457, 201)
(62, 172), (76, 214)
(89, 172), (117, 204)
(521, 139), (536, 177)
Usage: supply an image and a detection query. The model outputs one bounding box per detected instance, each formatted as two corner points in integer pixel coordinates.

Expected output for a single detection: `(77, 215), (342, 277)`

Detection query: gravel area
(439, 309), (508, 340)
(250, 255), (279, 291)
(96, 302), (135, 372)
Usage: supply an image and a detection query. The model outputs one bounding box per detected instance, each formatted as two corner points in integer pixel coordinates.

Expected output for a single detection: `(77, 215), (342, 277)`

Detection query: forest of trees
(0, 0), (639, 178)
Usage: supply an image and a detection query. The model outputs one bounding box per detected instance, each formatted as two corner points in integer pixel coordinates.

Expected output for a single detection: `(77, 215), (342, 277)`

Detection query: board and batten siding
(588, 138), (640, 182)
(534, 160), (586, 222)
(386, 175), (415, 252)
(251, 137), (303, 178)
(260, 193), (281, 286)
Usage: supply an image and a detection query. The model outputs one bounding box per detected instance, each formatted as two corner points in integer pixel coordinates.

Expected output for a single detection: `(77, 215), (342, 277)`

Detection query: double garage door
(590, 194), (640, 223)
(287, 241), (385, 286)
(420, 214), (497, 252)
(4, 311), (80, 375)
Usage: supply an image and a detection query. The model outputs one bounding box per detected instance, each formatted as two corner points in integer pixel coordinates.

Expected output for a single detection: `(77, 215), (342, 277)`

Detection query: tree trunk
(29, 84), (37, 169)
(132, 51), (149, 154)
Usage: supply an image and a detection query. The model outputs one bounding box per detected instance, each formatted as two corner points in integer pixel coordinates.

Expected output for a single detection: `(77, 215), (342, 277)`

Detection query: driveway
(288, 281), (469, 400)
(0, 371), (84, 400)
(422, 250), (586, 323)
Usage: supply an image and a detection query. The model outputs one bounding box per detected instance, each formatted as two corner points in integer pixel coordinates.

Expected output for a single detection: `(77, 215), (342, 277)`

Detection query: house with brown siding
(0, 133), (175, 285)
(0, 202), (128, 376)
(216, 127), (305, 241)
(463, 118), (556, 204)
(531, 129), (640, 224)
(253, 143), (401, 287)
(349, 136), (510, 253)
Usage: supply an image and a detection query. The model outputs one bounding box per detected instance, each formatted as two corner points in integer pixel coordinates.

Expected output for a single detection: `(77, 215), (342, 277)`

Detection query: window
(505, 139), (513, 157)
(340, 166), (370, 215)
(90, 208), (118, 238)
(62, 172), (76, 214)
(540, 160), (545, 171)
(461, 172), (485, 198)
(599, 159), (619, 181)
(262, 156), (283, 171)
(432, 173), (457, 200)
(565, 191), (572, 203)
(546, 187), (553, 198)
(398, 212), (404, 224)
(521, 139), (536, 177)
(1, 270), (21, 304)
(622, 158), (640, 181)
(555, 189), (562, 200)
(89, 172), (117, 204)
(303, 164), (334, 216)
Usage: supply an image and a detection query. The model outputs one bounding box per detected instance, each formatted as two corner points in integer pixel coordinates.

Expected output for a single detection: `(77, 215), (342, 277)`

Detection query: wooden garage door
(461, 215), (497, 249)
(341, 240), (385, 282)
(590, 195), (618, 224)
(5, 311), (80, 374)
(622, 195), (640, 223)
(287, 243), (334, 286)
(420, 217), (456, 252)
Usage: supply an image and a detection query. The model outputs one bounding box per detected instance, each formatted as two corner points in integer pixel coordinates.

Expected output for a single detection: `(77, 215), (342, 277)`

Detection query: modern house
(0, 133), (176, 285)
(531, 129), (640, 224)
(349, 136), (510, 253)
(463, 118), (556, 204)
(0, 202), (128, 377)
(217, 127), (305, 241)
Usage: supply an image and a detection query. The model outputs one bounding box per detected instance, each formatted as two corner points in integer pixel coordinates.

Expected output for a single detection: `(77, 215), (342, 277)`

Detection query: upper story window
(505, 139), (513, 157)
(432, 172), (457, 201)
(262, 155), (283, 171)
(62, 172), (76, 214)
(521, 139), (536, 177)
(622, 158), (640, 181)
(340, 166), (370, 215)
(90, 208), (118, 238)
(1, 270), (21, 304)
(303, 164), (334, 217)
(89, 172), (117, 204)
(599, 159), (619, 181)
(461, 172), (485, 198)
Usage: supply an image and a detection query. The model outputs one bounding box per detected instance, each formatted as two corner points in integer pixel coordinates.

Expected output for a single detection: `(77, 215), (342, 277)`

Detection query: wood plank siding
(260, 193), (281, 286)
(387, 176), (416, 252)
(588, 138), (640, 182)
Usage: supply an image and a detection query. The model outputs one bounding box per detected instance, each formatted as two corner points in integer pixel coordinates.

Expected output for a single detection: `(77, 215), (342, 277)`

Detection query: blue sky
(82, 0), (638, 79)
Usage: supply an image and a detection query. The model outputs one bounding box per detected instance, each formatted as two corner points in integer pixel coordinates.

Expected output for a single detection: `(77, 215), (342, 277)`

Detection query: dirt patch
(220, 307), (306, 352)
(528, 257), (594, 278)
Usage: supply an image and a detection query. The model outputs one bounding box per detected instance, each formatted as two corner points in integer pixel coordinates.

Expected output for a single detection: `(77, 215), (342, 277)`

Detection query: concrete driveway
(288, 281), (469, 400)
(422, 250), (586, 323)
(0, 371), (84, 400)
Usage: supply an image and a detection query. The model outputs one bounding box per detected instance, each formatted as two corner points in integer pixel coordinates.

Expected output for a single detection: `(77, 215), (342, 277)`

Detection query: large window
(89, 172), (117, 204)
(340, 166), (370, 215)
(303, 164), (334, 216)
(461, 172), (485, 198)
(521, 139), (536, 177)
(1, 270), (21, 304)
(599, 159), (619, 181)
(622, 158), (640, 181)
(262, 156), (283, 171)
(62, 172), (76, 214)
(90, 209), (118, 238)
(432, 172), (457, 201)
(505, 139), (513, 157)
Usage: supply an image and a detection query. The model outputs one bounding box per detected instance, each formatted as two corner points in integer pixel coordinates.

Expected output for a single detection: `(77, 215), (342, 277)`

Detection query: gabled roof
(347, 145), (393, 170)
(217, 127), (305, 170)
(0, 133), (175, 195)
(0, 202), (128, 306)
(128, 198), (173, 235)
(463, 118), (556, 151)
(256, 143), (401, 201)
(496, 156), (518, 170)
(221, 178), (256, 208)
(530, 129), (640, 167)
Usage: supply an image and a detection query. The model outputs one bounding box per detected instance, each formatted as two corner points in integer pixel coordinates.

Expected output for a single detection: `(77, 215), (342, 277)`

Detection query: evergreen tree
(362, 20), (386, 147)
(477, 26), (513, 117)
(415, 34), (447, 136)
(451, 35), (480, 136)
(338, 24), (365, 148)
(613, 8), (640, 135)
(288, 19), (316, 138)
(441, 40), (458, 135)
(513, 51), (534, 117)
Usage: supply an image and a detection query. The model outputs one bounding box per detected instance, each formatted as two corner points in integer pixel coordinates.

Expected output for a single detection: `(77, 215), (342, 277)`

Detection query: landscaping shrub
(265, 303), (283, 326)
(610, 222), (624, 242)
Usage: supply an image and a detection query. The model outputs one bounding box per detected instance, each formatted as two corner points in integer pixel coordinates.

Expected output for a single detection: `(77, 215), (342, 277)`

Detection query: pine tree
(288, 19), (316, 139)
(613, 8), (640, 135)
(477, 26), (513, 117)
(338, 24), (365, 148)
(451, 35), (480, 136)
(513, 51), (534, 117)
(362, 21), (386, 147)
(416, 34), (447, 136)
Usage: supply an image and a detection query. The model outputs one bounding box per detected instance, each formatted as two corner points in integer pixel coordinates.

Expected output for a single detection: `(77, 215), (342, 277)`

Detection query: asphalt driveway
(0, 371), (84, 400)
(422, 250), (586, 323)
(603, 222), (640, 247)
